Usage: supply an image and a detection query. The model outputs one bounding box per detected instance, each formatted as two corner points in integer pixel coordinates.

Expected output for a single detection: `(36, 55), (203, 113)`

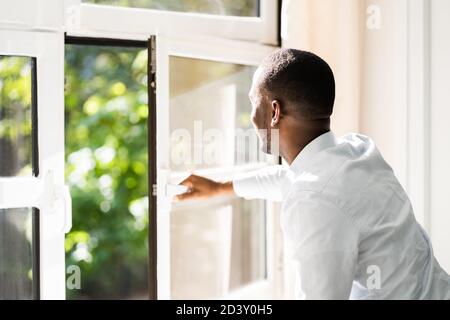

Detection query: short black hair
(258, 48), (335, 120)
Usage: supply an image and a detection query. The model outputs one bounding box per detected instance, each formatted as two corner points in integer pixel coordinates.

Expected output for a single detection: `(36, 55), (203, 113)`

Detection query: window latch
(0, 170), (72, 233)
(151, 184), (189, 198)
(165, 184), (189, 197)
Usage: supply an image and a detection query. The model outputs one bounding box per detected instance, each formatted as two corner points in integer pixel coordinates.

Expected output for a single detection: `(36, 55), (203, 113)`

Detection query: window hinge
(149, 35), (157, 91)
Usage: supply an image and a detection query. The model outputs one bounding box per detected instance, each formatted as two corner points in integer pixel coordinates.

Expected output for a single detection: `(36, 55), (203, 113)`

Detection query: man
(176, 49), (450, 299)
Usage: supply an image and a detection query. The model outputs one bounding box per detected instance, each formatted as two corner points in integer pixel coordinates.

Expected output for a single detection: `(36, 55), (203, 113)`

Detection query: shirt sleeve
(282, 192), (359, 300)
(232, 165), (287, 202)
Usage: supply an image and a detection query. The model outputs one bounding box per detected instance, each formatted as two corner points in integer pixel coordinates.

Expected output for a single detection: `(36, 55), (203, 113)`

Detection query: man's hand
(174, 174), (235, 201)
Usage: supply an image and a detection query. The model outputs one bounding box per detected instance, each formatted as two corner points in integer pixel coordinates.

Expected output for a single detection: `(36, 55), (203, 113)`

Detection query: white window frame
(0, 0), (63, 33)
(64, 0), (279, 45)
(155, 34), (280, 299)
(63, 0), (282, 300)
(406, 0), (431, 232)
(0, 29), (67, 300)
(1, 0), (282, 300)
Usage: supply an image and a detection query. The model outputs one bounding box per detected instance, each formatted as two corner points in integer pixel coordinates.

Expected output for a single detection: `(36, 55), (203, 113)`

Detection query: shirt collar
(288, 131), (338, 174)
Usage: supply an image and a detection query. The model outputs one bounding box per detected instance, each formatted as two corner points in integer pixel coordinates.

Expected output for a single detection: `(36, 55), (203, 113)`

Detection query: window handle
(165, 184), (189, 197)
(156, 168), (189, 197)
(39, 170), (73, 233)
(57, 185), (72, 234)
(0, 170), (72, 234)
(151, 183), (189, 198)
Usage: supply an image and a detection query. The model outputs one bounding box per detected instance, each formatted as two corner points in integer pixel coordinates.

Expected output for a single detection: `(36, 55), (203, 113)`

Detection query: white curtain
(281, 0), (410, 182)
(281, 0), (364, 137)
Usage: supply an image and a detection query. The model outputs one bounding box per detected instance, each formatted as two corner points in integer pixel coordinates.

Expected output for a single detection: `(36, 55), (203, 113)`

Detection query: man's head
(249, 48), (335, 156)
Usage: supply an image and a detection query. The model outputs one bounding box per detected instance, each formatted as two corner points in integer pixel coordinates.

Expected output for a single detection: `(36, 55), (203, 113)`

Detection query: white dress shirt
(233, 131), (450, 299)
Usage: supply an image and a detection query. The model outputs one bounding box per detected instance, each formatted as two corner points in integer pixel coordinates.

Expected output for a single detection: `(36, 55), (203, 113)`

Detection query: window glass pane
(0, 56), (33, 177)
(171, 199), (266, 299)
(84, 0), (260, 17)
(0, 208), (34, 300)
(168, 55), (267, 298)
(65, 44), (149, 299)
(0, 55), (38, 300)
(169, 56), (264, 172)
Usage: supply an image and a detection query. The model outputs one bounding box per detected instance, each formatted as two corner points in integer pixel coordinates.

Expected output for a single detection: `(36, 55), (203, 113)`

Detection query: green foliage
(0, 56), (33, 176)
(65, 45), (149, 299)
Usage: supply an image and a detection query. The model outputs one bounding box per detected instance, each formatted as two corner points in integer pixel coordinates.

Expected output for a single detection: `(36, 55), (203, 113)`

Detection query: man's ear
(271, 100), (281, 127)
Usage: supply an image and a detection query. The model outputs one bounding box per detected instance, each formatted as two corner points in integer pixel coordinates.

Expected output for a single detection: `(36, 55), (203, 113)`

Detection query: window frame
(0, 0), (282, 300)
(64, 0), (279, 45)
(65, 36), (154, 299)
(63, 0), (282, 300)
(0, 29), (67, 300)
(155, 35), (280, 299)
(62, 32), (283, 302)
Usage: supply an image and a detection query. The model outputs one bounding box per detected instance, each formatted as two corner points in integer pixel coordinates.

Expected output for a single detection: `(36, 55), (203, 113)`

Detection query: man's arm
(175, 165), (287, 202)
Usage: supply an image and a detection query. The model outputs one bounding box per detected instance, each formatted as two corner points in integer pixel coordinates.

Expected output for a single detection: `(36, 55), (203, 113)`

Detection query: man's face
(248, 67), (273, 154)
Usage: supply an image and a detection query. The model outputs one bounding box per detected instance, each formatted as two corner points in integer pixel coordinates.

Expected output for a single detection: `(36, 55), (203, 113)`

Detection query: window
(0, 208), (37, 299)
(65, 42), (149, 299)
(84, 0), (260, 17)
(171, 198), (266, 299)
(1, 0), (281, 300)
(66, 0), (278, 44)
(0, 56), (35, 177)
(168, 56), (262, 171)
(155, 36), (278, 299)
(0, 56), (39, 300)
(0, 29), (67, 300)
(166, 56), (268, 299)
(63, 37), (276, 300)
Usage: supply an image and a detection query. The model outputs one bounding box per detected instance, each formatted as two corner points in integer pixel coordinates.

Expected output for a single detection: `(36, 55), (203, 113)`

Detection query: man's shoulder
(287, 132), (395, 201)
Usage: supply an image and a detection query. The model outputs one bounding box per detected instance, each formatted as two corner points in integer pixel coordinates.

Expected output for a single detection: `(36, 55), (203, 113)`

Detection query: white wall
(281, 0), (363, 138)
(430, 0), (450, 273)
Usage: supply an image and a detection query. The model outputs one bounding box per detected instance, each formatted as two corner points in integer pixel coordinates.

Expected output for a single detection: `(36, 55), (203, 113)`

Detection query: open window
(154, 35), (278, 299)
(66, 0), (279, 45)
(0, 30), (67, 299)
(62, 34), (279, 300)
(0, 0), (281, 300)
(64, 37), (150, 299)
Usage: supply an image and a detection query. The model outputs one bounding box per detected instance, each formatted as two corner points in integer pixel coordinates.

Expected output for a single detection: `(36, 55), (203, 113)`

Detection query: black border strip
(65, 35), (147, 48)
(256, 0), (261, 18)
(277, 0), (282, 47)
(147, 36), (157, 300)
(30, 57), (40, 300)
